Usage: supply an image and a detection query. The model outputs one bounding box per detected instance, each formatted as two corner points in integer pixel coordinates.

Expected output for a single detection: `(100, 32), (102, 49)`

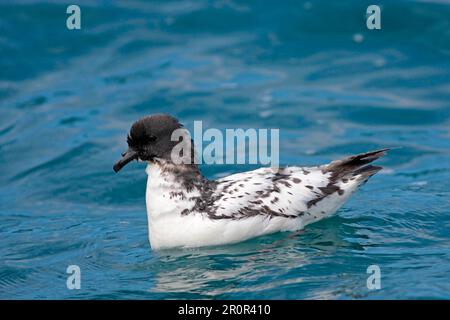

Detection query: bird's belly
(147, 213), (304, 250)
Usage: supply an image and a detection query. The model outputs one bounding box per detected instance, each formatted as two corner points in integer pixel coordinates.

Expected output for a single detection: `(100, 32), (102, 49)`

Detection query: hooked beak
(113, 149), (138, 173)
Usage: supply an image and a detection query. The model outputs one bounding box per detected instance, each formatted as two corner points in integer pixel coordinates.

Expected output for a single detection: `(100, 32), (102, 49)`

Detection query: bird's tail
(301, 149), (390, 227)
(324, 148), (390, 182)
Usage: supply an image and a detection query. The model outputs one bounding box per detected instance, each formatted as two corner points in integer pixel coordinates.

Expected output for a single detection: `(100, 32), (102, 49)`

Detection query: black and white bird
(113, 114), (389, 250)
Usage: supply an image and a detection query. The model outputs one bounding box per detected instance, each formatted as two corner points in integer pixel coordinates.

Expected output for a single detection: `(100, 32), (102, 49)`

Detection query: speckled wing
(207, 166), (332, 220)
(207, 149), (389, 221)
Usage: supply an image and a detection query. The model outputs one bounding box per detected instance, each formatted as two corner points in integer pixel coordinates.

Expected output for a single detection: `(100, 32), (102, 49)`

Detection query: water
(1, 0), (449, 299)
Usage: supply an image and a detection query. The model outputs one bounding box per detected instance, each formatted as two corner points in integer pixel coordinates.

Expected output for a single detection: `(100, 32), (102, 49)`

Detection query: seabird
(113, 114), (389, 250)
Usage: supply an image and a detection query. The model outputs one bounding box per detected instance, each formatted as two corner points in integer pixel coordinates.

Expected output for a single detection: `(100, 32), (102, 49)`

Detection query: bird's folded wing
(207, 166), (332, 220)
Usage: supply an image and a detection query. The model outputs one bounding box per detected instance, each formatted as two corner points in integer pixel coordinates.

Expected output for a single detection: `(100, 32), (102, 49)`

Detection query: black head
(113, 114), (184, 172)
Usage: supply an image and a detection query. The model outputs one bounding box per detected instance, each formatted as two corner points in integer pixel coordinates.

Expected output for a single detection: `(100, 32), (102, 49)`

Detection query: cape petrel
(113, 114), (389, 250)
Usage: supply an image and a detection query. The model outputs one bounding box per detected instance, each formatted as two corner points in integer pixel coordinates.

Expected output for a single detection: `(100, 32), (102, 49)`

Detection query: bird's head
(113, 114), (191, 172)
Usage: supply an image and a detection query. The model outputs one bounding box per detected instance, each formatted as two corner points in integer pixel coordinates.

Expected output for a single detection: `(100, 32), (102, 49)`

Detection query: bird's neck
(146, 159), (205, 188)
(145, 160), (208, 223)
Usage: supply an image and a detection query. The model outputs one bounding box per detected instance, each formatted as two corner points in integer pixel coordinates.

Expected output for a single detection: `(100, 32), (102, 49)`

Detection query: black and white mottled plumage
(114, 114), (389, 250)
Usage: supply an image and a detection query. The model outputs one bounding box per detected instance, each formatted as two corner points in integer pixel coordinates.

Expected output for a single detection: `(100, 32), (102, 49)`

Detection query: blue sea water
(1, 0), (450, 299)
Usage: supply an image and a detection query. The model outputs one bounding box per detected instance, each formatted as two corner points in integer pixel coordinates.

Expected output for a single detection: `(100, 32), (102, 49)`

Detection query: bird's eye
(148, 135), (157, 142)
